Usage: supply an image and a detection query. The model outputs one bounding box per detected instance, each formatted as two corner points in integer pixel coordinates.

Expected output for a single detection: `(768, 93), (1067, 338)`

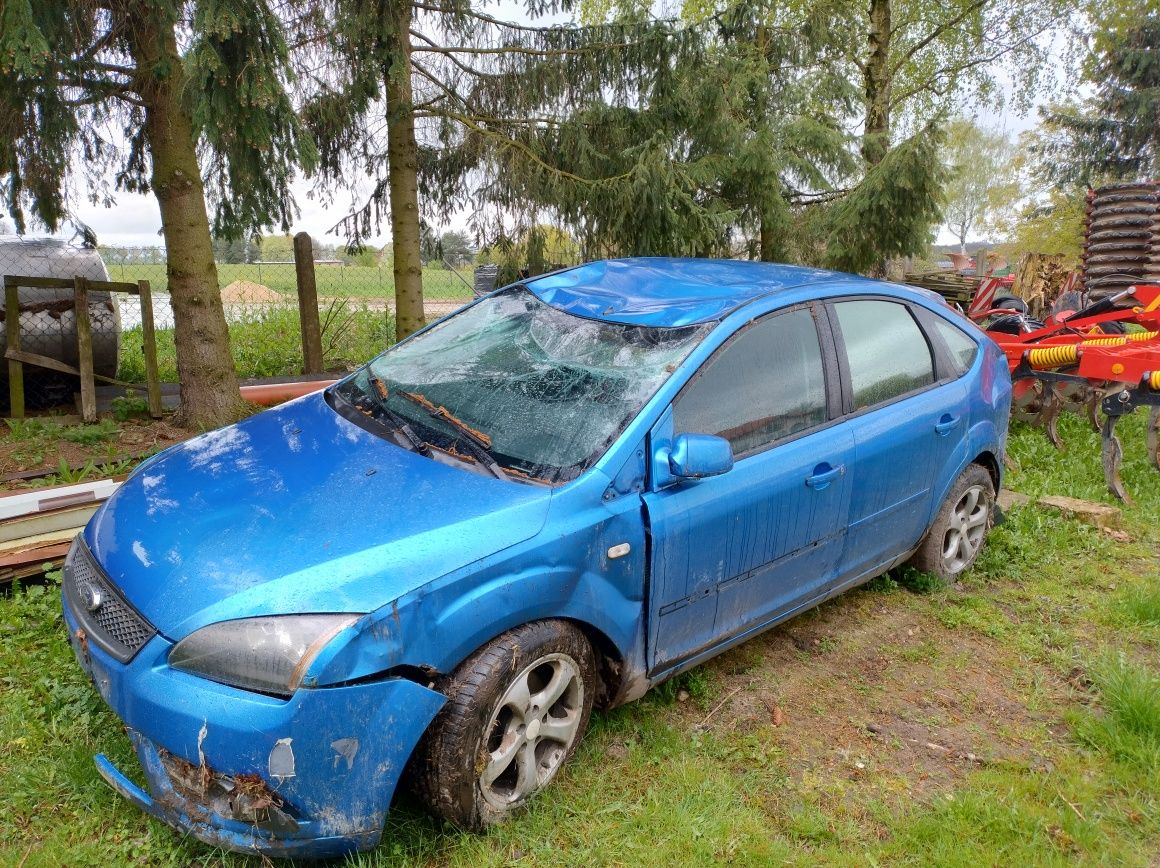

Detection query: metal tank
(1083, 182), (1160, 299)
(0, 237), (122, 408)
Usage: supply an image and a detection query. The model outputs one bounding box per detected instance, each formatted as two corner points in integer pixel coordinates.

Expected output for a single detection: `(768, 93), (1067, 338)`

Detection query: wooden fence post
(73, 276), (97, 423)
(5, 278), (24, 419)
(137, 280), (163, 418)
(293, 232), (324, 375)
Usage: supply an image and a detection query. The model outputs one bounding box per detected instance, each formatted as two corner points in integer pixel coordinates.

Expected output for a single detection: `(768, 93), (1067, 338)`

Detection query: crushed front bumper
(63, 595), (446, 857)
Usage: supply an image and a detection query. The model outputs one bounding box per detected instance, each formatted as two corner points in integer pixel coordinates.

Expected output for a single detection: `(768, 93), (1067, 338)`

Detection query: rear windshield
(331, 288), (709, 483)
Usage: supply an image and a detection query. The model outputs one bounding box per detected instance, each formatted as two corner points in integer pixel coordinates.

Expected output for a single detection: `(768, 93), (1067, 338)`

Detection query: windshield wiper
(362, 376), (431, 456)
(395, 389), (508, 481)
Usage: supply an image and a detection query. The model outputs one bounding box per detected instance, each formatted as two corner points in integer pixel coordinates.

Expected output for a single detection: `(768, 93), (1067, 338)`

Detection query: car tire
(412, 619), (596, 830)
(908, 464), (995, 582)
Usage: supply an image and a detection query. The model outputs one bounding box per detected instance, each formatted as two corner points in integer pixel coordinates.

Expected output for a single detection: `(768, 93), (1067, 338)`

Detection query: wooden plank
(5, 348), (81, 377)
(0, 480), (120, 519)
(0, 504), (101, 544)
(0, 542), (70, 572)
(4, 349), (143, 389)
(138, 280), (164, 417)
(3, 274), (139, 294)
(5, 282), (23, 419)
(74, 277), (98, 423)
(0, 528), (78, 556)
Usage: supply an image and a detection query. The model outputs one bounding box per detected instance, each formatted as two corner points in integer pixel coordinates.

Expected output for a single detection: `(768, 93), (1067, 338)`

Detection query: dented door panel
(644, 411), (854, 672)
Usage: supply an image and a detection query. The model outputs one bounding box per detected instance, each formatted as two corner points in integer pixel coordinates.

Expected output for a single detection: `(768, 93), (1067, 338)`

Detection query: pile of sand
(220, 280), (283, 303)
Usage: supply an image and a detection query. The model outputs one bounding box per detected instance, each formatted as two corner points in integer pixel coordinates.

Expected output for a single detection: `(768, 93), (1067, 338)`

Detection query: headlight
(169, 614), (360, 696)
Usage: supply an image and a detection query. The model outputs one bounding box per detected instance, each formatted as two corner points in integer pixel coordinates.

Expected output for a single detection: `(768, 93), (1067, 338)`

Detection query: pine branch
(411, 3), (575, 34)
(412, 40), (632, 57)
(437, 109), (635, 185)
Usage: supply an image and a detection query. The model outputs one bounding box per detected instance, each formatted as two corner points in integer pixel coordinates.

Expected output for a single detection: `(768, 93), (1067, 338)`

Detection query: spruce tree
(1040, 9), (1160, 184)
(0, 0), (315, 427)
(300, 0), (691, 336)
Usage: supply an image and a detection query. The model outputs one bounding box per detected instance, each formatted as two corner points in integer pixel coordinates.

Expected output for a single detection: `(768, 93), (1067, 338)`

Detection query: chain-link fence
(2, 235), (475, 412)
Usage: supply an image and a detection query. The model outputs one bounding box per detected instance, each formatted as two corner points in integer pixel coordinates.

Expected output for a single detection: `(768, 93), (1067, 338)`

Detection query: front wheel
(908, 464), (995, 582)
(412, 619), (595, 830)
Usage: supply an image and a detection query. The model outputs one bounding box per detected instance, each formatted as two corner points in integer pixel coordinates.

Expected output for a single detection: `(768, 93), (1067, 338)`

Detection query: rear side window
(674, 307), (827, 455)
(833, 300), (934, 410)
(930, 317), (980, 376)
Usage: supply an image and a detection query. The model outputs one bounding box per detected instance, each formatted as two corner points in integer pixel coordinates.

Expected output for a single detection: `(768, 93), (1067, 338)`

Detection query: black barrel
(0, 238), (122, 408)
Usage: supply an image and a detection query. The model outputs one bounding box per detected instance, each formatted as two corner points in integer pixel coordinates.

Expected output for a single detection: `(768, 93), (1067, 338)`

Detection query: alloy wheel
(941, 483), (989, 573)
(479, 653), (585, 808)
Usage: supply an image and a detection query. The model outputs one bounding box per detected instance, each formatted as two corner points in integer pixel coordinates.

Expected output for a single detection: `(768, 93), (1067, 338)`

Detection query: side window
(930, 317), (980, 376)
(673, 307), (827, 456)
(833, 300), (934, 410)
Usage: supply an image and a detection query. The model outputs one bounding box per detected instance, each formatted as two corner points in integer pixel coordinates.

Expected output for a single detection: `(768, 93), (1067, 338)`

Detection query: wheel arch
(561, 617), (628, 709)
(971, 449), (1001, 492)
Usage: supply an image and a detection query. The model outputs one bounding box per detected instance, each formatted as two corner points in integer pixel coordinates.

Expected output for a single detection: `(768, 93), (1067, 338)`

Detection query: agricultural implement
(977, 283), (1160, 502)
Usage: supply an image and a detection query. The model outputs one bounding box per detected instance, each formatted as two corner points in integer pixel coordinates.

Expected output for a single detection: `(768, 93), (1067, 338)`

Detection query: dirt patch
(220, 280), (283, 303)
(0, 418), (192, 482)
(675, 588), (1070, 808)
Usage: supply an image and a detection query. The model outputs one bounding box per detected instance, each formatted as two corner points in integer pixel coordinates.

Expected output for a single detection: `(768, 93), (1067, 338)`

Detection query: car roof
(523, 257), (873, 327)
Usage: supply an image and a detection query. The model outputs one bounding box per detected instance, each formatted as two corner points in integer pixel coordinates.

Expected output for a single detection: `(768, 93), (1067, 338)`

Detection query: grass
(109, 262), (476, 302)
(3, 417), (120, 470)
(117, 305), (396, 382)
(1074, 655), (1160, 773)
(1, 413), (1158, 864)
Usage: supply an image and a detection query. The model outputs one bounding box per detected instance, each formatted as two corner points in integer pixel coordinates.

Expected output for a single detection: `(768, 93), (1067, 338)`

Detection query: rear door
(643, 304), (854, 672)
(827, 297), (969, 580)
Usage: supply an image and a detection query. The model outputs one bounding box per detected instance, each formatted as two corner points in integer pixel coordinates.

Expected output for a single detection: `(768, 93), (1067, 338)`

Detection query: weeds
(60, 419), (119, 446)
(110, 391), (151, 421)
(1118, 586), (1160, 627)
(1074, 655), (1160, 772)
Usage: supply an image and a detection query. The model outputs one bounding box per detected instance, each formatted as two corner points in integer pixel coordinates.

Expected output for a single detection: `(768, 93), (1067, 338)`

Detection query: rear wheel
(412, 620), (595, 830)
(908, 464), (994, 582)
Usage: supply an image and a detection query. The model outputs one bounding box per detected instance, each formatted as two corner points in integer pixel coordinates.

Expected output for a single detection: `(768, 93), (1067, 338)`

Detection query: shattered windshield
(330, 287), (709, 483)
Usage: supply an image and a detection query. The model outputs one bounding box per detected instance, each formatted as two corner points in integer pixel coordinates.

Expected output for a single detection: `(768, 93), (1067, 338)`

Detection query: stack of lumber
(0, 480), (119, 582)
(903, 271), (978, 306)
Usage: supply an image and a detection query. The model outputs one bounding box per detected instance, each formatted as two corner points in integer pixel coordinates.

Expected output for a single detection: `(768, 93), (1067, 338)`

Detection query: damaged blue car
(62, 258), (1011, 857)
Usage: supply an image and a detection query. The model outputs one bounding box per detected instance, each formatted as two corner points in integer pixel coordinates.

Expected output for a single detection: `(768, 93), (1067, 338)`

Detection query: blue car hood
(85, 392), (552, 639)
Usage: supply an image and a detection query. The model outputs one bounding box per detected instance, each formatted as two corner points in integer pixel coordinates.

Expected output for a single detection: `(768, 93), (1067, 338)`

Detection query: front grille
(64, 537), (156, 662)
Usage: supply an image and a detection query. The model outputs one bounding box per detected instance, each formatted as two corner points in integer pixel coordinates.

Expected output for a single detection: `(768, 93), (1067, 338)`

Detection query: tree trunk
(759, 212), (777, 262)
(386, 1), (425, 340)
(126, 13), (242, 428)
(861, 0), (893, 276)
(862, 0), (893, 168)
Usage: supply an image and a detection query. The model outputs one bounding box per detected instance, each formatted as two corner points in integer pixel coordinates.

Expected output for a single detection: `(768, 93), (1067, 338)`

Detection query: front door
(643, 305), (853, 673)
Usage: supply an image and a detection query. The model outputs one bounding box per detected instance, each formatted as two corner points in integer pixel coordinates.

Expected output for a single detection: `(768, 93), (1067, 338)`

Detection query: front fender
(307, 472), (648, 688)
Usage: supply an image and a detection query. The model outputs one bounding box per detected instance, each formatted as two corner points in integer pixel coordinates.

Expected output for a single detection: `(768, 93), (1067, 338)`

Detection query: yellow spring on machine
(1080, 330), (1159, 347)
(1150, 371), (1160, 390)
(1027, 345), (1079, 368)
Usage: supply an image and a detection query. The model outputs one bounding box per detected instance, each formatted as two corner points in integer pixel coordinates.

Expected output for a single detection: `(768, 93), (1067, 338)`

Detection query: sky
(11, 9), (1067, 253)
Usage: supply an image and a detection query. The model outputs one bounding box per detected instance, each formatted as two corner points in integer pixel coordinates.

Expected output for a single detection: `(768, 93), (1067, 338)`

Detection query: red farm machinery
(908, 182), (1160, 501)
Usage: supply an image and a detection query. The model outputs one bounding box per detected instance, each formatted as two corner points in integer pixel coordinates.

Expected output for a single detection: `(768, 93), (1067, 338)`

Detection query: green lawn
(117, 306), (397, 382)
(1, 411), (1158, 865)
(107, 262), (476, 302)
